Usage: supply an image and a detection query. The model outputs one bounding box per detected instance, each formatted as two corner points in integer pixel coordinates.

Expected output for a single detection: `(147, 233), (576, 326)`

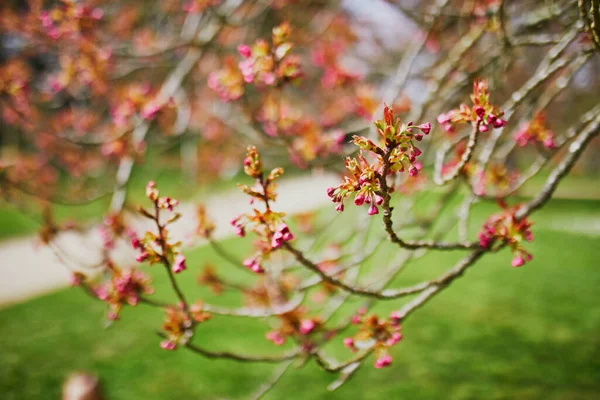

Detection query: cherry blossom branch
(158, 332), (300, 363)
(516, 112), (600, 219)
(250, 359), (294, 400)
(434, 121), (481, 185)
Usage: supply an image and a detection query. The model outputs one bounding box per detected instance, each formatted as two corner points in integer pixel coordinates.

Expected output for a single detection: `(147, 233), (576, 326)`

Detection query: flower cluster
(237, 22), (302, 86)
(514, 112), (556, 149)
(344, 310), (403, 369)
(327, 106), (431, 215)
(160, 302), (211, 350)
(39, 0), (104, 41)
(265, 308), (322, 348)
(232, 147), (295, 273)
(478, 203), (534, 267)
(93, 267), (154, 321)
(132, 182), (186, 274)
(473, 163), (519, 197)
(437, 79), (507, 133)
(209, 22), (302, 101)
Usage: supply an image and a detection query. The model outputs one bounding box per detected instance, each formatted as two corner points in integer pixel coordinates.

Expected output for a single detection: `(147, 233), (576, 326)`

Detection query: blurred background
(1, 0), (599, 399)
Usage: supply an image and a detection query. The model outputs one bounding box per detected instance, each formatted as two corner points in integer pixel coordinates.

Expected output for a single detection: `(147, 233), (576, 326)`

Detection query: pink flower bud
(172, 254), (187, 274)
(474, 106), (485, 119)
(374, 354), (392, 368)
(243, 257), (264, 273)
(386, 332), (403, 346)
(415, 133), (424, 141)
(160, 339), (176, 350)
(107, 310), (119, 321)
(409, 165), (418, 177)
(131, 238), (142, 250)
(136, 252), (149, 263)
(511, 255), (525, 267)
(335, 203), (344, 212)
(70, 273), (83, 286)
(543, 137), (555, 149)
(266, 331), (285, 346)
(374, 194), (384, 206)
(343, 338), (356, 352)
(368, 204), (379, 216)
(493, 118), (507, 128)
(418, 122), (431, 135)
(326, 187), (335, 197)
(234, 225), (245, 237)
(237, 44), (252, 58)
(479, 124), (489, 133)
(437, 113), (451, 125)
(299, 319), (316, 335)
(354, 193), (365, 206)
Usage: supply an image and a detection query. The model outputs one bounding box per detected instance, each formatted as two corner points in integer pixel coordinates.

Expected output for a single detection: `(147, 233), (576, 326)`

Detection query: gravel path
(0, 172), (339, 307)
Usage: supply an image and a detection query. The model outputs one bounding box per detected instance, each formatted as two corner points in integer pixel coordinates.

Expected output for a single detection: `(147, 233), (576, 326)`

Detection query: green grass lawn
(1, 197), (599, 399)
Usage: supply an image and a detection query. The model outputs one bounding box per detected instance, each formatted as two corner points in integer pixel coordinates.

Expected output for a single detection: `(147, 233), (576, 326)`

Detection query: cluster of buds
(0, 60), (35, 128)
(478, 203), (534, 267)
(437, 79), (507, 133)
(160, 302), (211, 350)
(311, 38), (359, 89)
(514, 112), (556, 149)
(327, 106), (431, 215)
(265, 308), (322, 348)
(183, 0), (221, 14)
(233, 147), (295, 273)
(39, 0), (104, 40)
(237, 22), (302, 87)
(207, 57), (245, 102)
(344, 310), (403, 369)
(133, 182), (186, 274)
(93, 267), (154, 321)
(110, 83), (165, 127)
